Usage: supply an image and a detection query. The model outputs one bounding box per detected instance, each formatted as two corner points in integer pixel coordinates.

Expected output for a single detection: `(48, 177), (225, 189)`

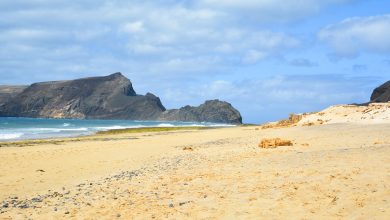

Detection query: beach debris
(258, 138), (293, 148)
(36, 169), (45, 172)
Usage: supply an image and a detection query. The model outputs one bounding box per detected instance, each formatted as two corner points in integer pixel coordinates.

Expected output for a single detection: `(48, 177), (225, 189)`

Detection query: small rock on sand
(259, 138), (293, 148)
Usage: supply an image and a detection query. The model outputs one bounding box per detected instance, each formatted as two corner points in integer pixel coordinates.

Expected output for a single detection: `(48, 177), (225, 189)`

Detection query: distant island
(0, 72), (242, 124)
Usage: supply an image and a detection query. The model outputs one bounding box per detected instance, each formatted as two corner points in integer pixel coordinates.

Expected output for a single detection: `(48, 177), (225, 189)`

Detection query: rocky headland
(370, 80), (390, 102)
(158, 100), (242, 124)
(0, 86), (28, 105)
(0, 73), (242, 124)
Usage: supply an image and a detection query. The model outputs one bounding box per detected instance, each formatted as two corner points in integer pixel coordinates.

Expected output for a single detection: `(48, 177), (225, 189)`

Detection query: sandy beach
(0, 121), (389, 219)
(2, 0), (390, 218)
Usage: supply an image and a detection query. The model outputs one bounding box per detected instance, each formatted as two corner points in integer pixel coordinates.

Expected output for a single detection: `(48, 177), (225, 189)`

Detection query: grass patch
(96, 126), (210, 135)
(0, 126), (222, 148)
(0, 136), (141, 148)
(0, 139), (68, 148)
(240, 123), (259, 127)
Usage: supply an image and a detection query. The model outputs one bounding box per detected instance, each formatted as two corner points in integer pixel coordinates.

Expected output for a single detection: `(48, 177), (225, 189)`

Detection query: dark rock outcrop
(371, 80), (390, 102)
(0, 73), (242, 124)
(0, 73), (165, 120)
(158, 100), (242, 124)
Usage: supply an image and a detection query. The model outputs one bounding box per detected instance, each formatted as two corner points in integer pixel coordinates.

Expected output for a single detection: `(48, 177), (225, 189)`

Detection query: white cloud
(0, 28), (62, 41)
(121, 21), (145, 34)
(319, 14), (390, 57)
(243, 50), (267, 64)
(0, 0), (343, 78)
(197, 0), (354, 23)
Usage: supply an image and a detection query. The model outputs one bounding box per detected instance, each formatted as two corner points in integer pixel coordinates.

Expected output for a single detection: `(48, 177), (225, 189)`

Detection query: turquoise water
(0, 117), (233, 141)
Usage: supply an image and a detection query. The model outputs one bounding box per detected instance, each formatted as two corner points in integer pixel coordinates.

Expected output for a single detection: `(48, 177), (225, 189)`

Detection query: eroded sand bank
(0, 124), (389, 219)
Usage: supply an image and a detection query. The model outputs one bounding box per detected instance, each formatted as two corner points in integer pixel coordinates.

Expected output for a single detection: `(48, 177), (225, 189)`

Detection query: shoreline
(0, 124), (240, 145)
(0, 117), (238, 142)
(0, 126), (216, 147)
(0, 123), (389, 219)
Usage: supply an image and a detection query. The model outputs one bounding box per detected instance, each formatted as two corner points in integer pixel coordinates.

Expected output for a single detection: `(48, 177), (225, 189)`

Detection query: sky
(0, 0), (390, 123)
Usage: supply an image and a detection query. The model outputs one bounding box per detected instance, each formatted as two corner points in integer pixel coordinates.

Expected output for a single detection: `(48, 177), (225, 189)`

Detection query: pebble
(169, 203), (174, 208)
(116, 214), (121, 218)
(32, 197), (42, 203)
(2, 203), (9, 208)
(19, 204), (29, 209)
(64, 211), (70, 214)
(54, 207), (58, 211)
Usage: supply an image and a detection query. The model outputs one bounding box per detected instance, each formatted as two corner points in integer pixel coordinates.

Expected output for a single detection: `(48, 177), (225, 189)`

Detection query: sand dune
(262, 103), (390, 129)
(0, 123), (389, 219)
(298, 103), (390, 125)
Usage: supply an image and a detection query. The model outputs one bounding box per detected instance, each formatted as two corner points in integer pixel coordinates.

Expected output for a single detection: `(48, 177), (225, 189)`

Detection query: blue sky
(0, 0), (389, 123)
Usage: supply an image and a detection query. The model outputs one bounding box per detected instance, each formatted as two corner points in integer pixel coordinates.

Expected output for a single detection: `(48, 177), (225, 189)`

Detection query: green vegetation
(0, 139), (68, 148)
(240, 123), (259, 127)
(0, 126), (223, 148)
(96, 126), (210, 135)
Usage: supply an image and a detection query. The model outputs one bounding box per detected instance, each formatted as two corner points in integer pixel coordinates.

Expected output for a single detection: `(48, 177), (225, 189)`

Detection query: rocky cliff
(0, 73), (166, 120)
(0, 86), (27, 104)
(158, 100), (242, 124)
(0, 73), (242, 124)
(371, 80), (390, 102)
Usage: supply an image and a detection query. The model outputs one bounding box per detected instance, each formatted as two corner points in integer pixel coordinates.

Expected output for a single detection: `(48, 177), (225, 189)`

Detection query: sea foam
(0, 133), (24, 140)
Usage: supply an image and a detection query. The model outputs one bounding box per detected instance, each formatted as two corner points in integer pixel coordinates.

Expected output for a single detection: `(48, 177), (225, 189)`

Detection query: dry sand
(0, 122), (389, 219)
(298, 102), (390, 126)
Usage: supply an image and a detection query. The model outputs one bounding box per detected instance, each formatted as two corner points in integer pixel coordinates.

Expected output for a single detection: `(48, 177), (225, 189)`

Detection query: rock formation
(0, 73), (165, 120)
(158, 100), (242, 124)
(0, 73), (242, 124)
(0, 86), (27, 104)
(370, 80), (390, 102)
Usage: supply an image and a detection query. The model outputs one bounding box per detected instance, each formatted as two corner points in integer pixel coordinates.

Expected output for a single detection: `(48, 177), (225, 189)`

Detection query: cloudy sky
(1, 0), (389, 123)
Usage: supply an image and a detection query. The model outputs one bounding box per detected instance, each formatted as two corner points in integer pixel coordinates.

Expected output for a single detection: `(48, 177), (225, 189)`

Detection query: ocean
(0, 117), (234, 141)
